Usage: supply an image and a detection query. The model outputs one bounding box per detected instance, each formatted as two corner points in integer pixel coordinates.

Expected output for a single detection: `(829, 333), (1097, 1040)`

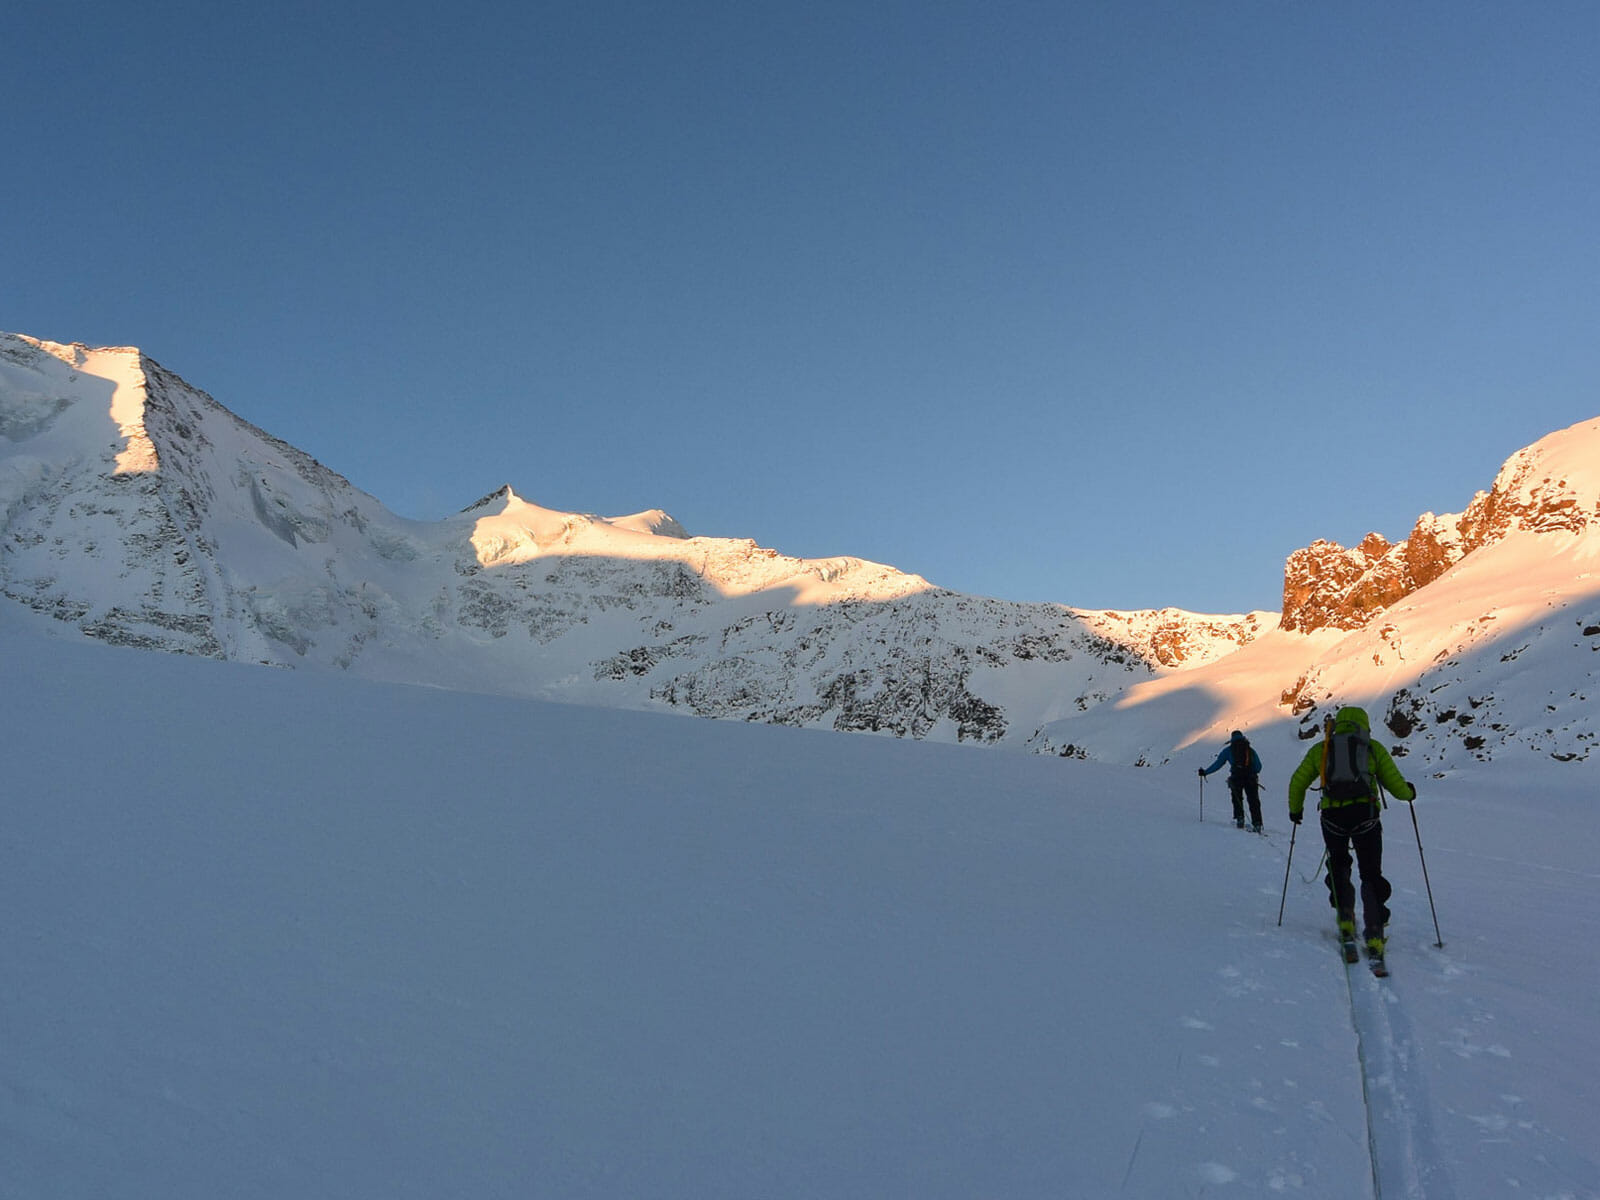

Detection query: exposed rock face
(1401, 512), (1463, 592)
(1456, 445), (1597, 544)
(1281, 533), (1403, 633)
(1072, 607), (1276, 668)
(1280, 430), (1600, 633)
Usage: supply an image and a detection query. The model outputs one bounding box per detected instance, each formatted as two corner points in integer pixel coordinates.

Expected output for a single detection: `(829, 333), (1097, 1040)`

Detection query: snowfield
(3, 616), (1594, 1199)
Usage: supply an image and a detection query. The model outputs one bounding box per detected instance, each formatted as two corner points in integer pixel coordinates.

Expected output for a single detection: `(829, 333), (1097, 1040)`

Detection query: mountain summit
(2, 332), (1595, 765)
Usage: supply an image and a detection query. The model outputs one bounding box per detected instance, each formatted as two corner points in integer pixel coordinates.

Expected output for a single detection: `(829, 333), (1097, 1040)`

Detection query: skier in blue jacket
(1199, 730), (1263, 831)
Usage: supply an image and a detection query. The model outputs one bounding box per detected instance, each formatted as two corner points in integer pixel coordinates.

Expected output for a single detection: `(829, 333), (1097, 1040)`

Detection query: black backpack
(1323, 727), (1374, 801)
(1232, 735), (1256, 777)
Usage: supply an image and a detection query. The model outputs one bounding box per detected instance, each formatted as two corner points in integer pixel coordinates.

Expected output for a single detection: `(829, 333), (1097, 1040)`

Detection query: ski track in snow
(1345, 959), (1456, 1200)
(1208, 817), (1600, 1200)
(1342, 937), (1600, 1200)
(1117, 821), (1379, 1197)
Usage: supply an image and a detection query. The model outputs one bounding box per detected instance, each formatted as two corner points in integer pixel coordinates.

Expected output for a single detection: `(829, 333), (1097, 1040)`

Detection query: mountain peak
(461, 484), (516, 513)
(0, 333), (158, 474)
(459, 486), (687, 540)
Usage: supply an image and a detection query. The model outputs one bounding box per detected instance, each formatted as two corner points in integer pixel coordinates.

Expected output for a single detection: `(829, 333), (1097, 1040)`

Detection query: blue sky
(6, 1), (1597, 613)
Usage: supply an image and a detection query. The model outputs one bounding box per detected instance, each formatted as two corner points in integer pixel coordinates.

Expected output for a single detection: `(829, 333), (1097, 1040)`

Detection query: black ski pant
(1229, 774), (1262, 826)
(1321, 802), (1392, 938)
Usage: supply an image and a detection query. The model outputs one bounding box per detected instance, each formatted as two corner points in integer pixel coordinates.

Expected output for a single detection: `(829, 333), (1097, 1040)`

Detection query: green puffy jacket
(1288, 705), (1416, 821)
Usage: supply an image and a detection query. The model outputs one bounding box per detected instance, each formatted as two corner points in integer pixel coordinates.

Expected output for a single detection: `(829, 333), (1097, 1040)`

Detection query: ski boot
(1364, 930), (1388, 976)
(1338, 917), (1359, 963)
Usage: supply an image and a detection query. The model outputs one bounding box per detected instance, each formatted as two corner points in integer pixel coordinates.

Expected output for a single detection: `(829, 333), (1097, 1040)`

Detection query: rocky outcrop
(1281, 424), (1600, 633)
(1282, 533), (1415, 633)
(1072, 607), (1276, 668)
(1455, 444), (1597, 545)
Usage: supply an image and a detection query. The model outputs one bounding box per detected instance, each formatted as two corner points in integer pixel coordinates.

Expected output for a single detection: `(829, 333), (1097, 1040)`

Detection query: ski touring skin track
(1339, 944), (1456, 1199)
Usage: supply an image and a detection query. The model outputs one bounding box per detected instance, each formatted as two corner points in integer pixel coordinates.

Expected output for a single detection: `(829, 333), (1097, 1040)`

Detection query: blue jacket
(1202, 733), (1261, 780)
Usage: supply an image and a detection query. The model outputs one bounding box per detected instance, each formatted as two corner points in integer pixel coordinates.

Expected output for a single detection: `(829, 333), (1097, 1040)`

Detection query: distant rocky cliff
(1072, 607), (1276, 668)
(1282, 435), (1600, 633)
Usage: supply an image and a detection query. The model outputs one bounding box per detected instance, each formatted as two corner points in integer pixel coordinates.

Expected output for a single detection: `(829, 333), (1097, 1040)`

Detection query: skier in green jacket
(1288, 706), (1417, 963)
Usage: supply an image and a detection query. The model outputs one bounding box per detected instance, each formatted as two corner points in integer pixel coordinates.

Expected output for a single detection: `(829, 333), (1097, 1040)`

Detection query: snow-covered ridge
(459, 485), (923, 605)
(2, 331), (1595, 766)
(0, 332), (1166, 747)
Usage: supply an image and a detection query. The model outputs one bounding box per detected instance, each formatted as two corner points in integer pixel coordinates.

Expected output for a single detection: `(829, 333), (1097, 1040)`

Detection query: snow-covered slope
(2, 332), (1596, 768)
(3, 617), (1595, 1199)
(1033, 418), (1600, 768)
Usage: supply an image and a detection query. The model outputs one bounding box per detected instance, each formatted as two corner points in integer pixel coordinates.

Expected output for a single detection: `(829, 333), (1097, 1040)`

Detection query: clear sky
(6, 1), (1597, 614)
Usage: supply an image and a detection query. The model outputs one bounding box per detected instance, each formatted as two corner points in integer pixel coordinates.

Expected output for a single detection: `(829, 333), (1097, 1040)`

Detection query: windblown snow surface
(2, 610), (1594, 1199)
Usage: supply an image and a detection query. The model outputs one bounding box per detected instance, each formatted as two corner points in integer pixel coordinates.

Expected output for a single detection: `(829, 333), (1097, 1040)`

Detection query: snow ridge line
(1343, 961), (1457, 1200)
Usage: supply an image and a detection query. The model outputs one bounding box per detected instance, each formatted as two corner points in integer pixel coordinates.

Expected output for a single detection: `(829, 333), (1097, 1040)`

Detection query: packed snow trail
(1344, 949), (1456, 1200)
(1280, 771), (1600, 1200)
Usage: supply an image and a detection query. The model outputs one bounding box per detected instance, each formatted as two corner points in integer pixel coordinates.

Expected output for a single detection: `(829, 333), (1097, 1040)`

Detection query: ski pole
(1409, 798), (1445, 948)
(1276, 820), (1298, 926)
(1199, 773), (1205, 822)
